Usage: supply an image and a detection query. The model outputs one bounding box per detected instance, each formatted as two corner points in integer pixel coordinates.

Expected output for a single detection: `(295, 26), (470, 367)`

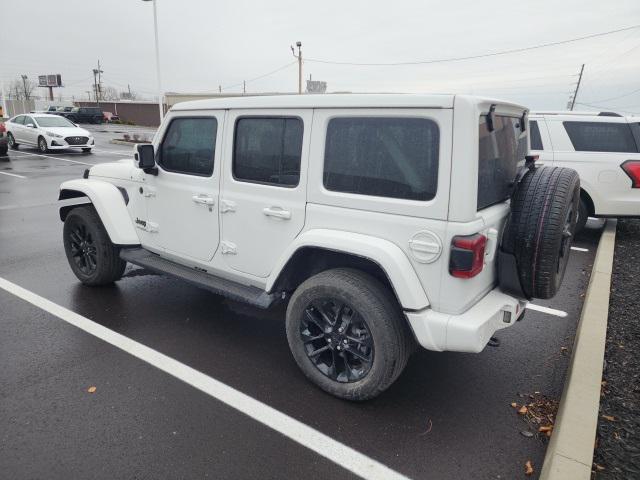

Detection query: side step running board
(120, 247), (278, 309)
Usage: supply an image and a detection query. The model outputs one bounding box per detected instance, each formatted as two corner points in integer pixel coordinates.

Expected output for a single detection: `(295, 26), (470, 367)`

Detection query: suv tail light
(621, 160), (640, 188)
(449, 233), (487, 278)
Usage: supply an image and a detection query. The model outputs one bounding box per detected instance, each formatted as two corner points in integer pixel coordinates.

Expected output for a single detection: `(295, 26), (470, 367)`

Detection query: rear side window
(323, 117), (439, 201)
(159, 117), (217, 176)
(12, 116), (25, 124)
(563, 121), (638, 153)
(478, 115), (527, 210)
(233, 117), (303, 187)
(530, 120), (543, 150)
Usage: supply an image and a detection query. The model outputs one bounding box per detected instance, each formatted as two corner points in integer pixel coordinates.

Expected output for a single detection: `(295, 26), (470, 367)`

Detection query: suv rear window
(563, 121), (638, 153)
(323, 117), (439, 201)
(478, 115), (527, 210)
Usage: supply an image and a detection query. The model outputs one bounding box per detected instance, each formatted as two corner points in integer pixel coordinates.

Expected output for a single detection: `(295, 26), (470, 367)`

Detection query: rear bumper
(405, 288), (527, 353)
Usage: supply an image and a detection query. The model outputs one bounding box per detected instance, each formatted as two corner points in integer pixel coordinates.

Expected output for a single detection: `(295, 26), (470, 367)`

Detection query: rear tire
(575, 197), (589, 234)
(286, 268), (412, 401)
(63, 206), (126, 286)
(8, 132), (18, 149)
(502, 167), (580, 299)
(0, 145), (7, 156)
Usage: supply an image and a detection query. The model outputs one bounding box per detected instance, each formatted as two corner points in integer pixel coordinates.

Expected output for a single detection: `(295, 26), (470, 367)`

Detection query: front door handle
(263, 207), (291, 220)
(192, 194), (215, 206)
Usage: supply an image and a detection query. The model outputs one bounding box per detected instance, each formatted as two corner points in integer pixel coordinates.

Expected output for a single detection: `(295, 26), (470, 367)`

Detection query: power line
(584, 86), (640, 104)
(305, 24), (640, 66)
(575, 102), (639, 115)
(221, 61), (296, 91)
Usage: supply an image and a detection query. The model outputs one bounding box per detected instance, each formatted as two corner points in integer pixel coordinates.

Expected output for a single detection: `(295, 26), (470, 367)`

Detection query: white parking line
(526, 303), (568, 317)
(570, 246), (589, 252)
(0, 171), (27, 179)
(7, 150), (94, 166)
(0, 276), (409, 480)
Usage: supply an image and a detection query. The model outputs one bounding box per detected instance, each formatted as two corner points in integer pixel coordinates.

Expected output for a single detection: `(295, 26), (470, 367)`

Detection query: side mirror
(135, 143), (157, 174)
(26, 123), (35, 128)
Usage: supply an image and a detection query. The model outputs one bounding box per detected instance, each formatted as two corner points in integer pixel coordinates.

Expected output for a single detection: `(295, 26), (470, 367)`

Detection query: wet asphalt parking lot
(0, 126), (604, 479)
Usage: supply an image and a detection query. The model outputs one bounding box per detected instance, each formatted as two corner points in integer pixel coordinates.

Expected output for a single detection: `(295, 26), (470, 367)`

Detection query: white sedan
(6, 113), (94, 153)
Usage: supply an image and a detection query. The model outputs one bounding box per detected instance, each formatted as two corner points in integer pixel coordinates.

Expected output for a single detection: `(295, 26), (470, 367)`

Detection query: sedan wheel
(8, 133), (19, 149)
(38, 137), (49, 153)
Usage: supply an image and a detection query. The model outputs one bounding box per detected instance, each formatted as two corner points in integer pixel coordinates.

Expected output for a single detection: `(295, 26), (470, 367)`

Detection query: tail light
(0, 123), (5, 133)
(449, 233), (487, 278)
(621, 160), (640, 188)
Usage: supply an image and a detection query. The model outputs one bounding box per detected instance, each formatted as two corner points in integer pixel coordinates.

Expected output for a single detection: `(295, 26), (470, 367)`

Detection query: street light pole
(291, 41), (303, 94)
(144, 0), (164, 125)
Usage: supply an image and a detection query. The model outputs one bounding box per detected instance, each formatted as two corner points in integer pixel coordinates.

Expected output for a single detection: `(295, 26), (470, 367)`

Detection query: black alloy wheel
(557, 203), (574, 276)
(301, 299), (374, 383)
(68, 222), (98, 276)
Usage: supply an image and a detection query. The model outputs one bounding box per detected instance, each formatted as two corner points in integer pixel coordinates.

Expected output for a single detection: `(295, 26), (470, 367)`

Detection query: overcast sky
(2, 0), (639, 112)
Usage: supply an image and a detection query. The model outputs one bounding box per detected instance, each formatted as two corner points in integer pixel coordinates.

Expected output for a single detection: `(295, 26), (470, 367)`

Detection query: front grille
(65, 136), (89, 145)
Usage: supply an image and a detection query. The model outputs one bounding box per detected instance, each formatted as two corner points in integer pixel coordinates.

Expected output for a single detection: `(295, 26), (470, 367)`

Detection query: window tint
(478, 115), (527, 210)
(159, 117), (217, 176)
(530, 120), (543, 150)
(233, 117), (303, 187)
(12, 116), (25, 124)
(24, 116), (35, 126)
(563, 121), (638, 153)
(323, 117), (439, 201)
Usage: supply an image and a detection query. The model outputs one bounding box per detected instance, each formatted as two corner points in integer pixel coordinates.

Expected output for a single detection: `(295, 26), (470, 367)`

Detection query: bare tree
(19, 76), (37, 100)
(9, 80), (25, 100)
(101, 85), (119, 101)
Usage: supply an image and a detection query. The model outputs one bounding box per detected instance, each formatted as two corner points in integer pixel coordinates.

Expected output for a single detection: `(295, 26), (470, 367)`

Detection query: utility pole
(291, 41), (302, 94)
(92, 60), (103, 106)
(569, 64), (585, 111)
(21, 75), (29, 100)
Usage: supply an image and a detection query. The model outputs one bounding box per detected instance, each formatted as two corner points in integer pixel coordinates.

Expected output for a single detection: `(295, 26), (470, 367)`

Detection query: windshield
(35, 116), (77, 128)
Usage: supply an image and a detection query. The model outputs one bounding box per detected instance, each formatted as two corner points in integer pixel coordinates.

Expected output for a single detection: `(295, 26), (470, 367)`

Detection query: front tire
(286, 268), (412, 401)
(8, 132), (19, 149)
(0, 145), (7, 156)
(63, 206), (126, 286)
(38, 136), (49, 153)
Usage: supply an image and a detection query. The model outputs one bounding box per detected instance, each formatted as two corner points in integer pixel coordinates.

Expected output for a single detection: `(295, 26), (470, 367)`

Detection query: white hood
(45, 126), (91, 137)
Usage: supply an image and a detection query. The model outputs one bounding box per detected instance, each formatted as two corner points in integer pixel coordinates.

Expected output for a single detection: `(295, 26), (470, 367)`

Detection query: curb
(540, 220), (617, 480)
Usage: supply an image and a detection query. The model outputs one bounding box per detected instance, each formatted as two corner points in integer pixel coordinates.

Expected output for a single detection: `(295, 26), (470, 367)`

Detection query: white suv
(58, 95), (580, 400)
(529, 111), (640, 231)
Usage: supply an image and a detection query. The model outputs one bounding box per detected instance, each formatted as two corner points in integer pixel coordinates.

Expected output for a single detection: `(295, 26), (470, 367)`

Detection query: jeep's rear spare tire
(286, 268), (412, 401)
(501, 167), (580, 299)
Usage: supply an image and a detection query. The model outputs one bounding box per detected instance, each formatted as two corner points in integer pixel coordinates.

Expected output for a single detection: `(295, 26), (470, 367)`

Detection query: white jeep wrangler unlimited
(59, 94), (580, 400)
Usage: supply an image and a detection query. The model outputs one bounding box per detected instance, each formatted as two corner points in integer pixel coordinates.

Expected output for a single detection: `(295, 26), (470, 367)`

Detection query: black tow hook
(487, 336), (501, 348)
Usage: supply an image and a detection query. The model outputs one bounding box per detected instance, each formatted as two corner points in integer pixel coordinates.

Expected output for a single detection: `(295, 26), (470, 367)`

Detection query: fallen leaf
(594, 463), (605, 471)
(525, 460), (534, 476)
(87, 386), (97, 393)
(518, 406), (528, 415)
(602, 415), (616, 422)
(520, 430), (534, 438)
(613, 431), (620, 440)
(539, 425), (553, 433)
(511, 402), (518, 408)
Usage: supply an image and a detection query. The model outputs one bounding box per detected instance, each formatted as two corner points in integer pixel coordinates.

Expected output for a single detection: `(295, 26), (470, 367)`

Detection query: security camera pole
(291, 41), (303, 94)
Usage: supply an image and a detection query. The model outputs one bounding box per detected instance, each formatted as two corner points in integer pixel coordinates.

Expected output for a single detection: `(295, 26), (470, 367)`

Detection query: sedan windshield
(35, 116), (77, 128)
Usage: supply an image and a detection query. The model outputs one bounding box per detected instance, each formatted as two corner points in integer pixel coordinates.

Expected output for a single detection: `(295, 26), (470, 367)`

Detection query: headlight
(46, 131), (63, 138)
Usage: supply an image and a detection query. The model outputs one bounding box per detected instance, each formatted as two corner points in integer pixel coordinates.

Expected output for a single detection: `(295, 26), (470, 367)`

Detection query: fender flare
(578, 179), (599, 215)
(59, 179), (139, 245)
(267, 229), (430, 311)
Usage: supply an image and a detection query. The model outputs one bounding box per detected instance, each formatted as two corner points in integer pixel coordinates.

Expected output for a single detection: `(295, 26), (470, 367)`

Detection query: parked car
(57, 94), (580, 400)
(103, 111), (120, 123)
(5, 113), (94, 153)
(61, 107), (104, 124)
(0, 122), (8, 155)
(529, 111), (640, 232)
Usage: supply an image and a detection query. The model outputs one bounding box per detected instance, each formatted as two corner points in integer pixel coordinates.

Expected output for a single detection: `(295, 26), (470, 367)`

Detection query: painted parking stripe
(570, 246), (589, 252)
(0, 171), (27, 179)
(0, 276), (409, 480)
(7, 150), (94, 166)
(526, 303), (568, 317)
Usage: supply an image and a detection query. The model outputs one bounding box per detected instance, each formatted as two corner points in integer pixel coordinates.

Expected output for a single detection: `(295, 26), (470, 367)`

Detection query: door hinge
(220, 199), (236, 213)
(221, 241), (237, 255)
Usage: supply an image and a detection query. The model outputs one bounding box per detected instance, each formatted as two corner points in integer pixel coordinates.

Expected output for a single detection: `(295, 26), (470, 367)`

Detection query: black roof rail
(598, 111), (623, 117)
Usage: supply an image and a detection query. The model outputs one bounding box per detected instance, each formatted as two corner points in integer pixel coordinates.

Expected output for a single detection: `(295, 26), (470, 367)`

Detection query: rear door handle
(192, 194), (215, 206)
(263, 207), (291, 220)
